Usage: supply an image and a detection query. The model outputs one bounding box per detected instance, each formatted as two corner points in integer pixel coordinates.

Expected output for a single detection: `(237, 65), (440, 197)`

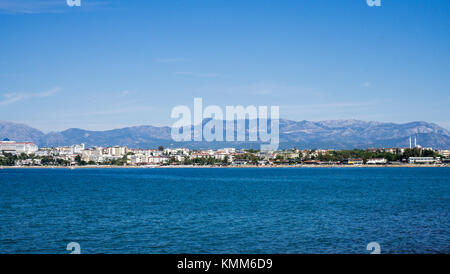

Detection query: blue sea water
(0, 167), (449, 254)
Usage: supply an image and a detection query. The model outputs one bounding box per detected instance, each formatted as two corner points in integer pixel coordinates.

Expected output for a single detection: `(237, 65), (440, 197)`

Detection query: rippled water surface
(0, 168), (449, 253)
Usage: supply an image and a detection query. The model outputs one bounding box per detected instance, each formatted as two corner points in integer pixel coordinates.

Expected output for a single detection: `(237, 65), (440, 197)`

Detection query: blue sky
(0, 0), (449, 132)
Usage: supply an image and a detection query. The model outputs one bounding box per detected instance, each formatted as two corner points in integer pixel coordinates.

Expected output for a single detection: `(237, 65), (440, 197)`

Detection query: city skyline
(1, 0), (449, 131)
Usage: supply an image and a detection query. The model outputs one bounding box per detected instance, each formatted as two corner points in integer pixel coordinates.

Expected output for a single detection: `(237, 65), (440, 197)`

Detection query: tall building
(107, 146), (127, 156)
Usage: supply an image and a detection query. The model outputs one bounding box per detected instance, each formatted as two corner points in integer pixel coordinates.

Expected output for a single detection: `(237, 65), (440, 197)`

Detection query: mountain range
(1, 119), (449, 149)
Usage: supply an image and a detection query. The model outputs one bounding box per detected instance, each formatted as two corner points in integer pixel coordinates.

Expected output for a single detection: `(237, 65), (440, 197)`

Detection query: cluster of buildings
(1, 139), (449, 167)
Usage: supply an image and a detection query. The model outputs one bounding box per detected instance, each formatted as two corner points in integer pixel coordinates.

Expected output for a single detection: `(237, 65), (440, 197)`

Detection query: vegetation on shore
(0, 148), (446, 167)
(312, 148), (439, 162)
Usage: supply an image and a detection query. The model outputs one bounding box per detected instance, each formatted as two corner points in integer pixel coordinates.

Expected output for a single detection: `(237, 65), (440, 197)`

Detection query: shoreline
(1, 164), (448, 169)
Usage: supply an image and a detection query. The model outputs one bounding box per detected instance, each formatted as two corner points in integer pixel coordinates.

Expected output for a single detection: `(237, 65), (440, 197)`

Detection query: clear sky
(0, 0), (449, 132)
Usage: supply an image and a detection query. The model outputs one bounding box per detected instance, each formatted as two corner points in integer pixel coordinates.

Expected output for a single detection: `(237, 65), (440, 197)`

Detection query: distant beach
(1, 164), (448, 169)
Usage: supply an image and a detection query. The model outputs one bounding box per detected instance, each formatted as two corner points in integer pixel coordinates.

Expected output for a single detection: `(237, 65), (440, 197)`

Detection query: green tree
(75, 155), (82, 164)
(223, 155), (230, 165)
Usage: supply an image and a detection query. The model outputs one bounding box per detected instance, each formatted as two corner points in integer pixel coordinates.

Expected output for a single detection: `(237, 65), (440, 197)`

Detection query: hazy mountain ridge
(0, 121), (44, 144)
(0, 120), (449, 149)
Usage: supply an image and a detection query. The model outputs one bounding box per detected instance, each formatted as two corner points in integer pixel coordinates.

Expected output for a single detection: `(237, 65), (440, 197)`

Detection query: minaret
(409, 137), (412, 149)
(414, 136), (417, 148)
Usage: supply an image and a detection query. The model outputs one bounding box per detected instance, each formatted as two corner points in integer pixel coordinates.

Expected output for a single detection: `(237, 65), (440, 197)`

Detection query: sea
(0, 167), (448, 254)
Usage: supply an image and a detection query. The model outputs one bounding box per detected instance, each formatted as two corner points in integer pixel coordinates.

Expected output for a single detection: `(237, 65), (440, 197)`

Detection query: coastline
(1, 164), (448, 169)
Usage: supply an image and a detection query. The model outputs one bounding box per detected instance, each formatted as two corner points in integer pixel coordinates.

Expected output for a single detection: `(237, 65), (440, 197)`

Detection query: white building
(148, 156), (169, 164)
(81, 147), (104, 162)
(35, 150), (50, 157)
(106, 146), (127, 156)
(173, 155), (186, 162)
(222, 148), (236, 154)
(408, 157), (439, 164)
(164, 148), (190, 156)
(189, 152), (211, 159)
(127, 155), (170, 165)
(71, 144), (85, 154)
(438, 150), (450, 158)
(214, 153), (231, 161)
(0, 141), (38, 155)
(366, 158), (387, 165)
